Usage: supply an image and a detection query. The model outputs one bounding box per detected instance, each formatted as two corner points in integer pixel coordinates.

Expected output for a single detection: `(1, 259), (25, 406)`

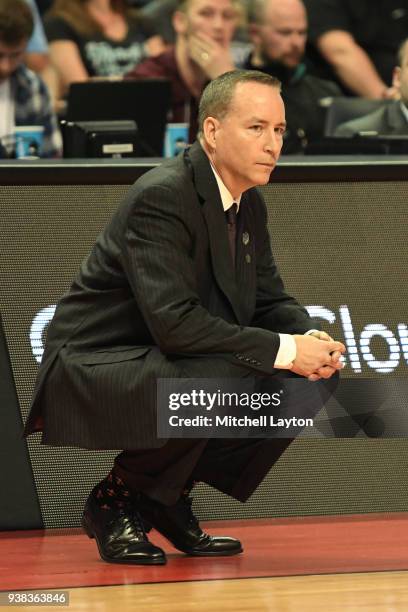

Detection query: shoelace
(110, 508), (147, 539)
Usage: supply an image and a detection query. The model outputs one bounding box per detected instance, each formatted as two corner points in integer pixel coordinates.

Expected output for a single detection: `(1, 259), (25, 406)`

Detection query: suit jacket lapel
(185, 142), (244, 323)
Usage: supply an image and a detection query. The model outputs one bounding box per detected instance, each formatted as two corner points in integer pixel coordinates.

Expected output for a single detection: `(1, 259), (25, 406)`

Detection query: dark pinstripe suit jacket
(24, 142), (315, 449)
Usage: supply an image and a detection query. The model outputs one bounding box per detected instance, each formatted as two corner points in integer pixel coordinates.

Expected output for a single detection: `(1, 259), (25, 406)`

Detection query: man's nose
(212, 13), (225, 30)
(264, 130), (282, 157)
(291, 33), (306, 51)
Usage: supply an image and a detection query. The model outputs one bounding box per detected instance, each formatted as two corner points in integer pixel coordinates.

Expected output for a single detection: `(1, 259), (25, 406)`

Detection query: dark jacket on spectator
(335, 101), (408, 136)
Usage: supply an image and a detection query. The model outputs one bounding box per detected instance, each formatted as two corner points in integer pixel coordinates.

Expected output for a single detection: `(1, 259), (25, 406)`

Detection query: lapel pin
(242, 232), (250, 245)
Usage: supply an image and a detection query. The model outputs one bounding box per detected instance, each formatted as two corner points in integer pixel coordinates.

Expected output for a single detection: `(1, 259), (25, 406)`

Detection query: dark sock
(94, 470), (133, 511)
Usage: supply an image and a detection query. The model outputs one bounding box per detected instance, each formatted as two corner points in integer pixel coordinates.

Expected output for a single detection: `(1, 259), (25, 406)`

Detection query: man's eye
(251, 125), (263, 132)
(223, 10), (237, 20)
(275, 127), (286, 135)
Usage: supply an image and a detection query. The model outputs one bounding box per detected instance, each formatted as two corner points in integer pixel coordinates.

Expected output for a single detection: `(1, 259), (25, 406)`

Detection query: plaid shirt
(11, 65), (62, 158)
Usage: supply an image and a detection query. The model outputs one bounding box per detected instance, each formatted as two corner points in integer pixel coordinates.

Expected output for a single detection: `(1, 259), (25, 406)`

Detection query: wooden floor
(2, 514), (408, 610)
(7, 572), (408, 612)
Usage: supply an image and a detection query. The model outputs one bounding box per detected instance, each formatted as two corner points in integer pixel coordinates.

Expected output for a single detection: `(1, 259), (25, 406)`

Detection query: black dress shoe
(82, 487), (166, 565)
(137, 493), (243, 557)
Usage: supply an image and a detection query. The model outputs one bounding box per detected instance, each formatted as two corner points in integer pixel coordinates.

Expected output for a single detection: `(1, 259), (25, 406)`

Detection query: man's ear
(202, 116), (219, 149)
(172, 10), (188, 35)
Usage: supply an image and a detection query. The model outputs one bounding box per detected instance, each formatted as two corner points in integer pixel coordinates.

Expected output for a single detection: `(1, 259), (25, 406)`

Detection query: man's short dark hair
(0, 0), (34, 46)
(198, 69), (281, 136)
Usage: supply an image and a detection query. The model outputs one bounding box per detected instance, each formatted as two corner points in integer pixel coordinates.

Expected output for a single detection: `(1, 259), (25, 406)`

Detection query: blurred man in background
(304, 0), (408, 99)
(244, 0), (340, 152)
(127, 0), (242, 141)
(335, 39), (408, 137)
(0, 0), (61, 157)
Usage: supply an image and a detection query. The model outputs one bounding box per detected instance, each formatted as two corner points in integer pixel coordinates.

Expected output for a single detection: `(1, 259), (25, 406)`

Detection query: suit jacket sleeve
(121, 183), (284, 375)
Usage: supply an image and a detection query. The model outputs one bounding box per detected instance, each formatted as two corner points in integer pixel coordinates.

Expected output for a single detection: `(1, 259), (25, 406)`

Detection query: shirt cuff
(274, 330), (320, 369)
(274, 334), (296, 369)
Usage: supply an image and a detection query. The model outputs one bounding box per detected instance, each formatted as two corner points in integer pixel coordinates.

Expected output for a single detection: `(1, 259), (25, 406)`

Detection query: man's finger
(322, 333), (334, 342)
(325, 359), (344, 371)
(310, 331), (334, 342)
(317, 365), (337, 378)
(326, 340), (346, 354)
(330, 350), (345, 365)
(309, 365), (337, 380)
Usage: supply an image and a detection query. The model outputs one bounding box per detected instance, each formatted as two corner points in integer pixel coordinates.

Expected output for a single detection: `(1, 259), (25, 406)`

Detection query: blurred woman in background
(44, 0), (166, 96)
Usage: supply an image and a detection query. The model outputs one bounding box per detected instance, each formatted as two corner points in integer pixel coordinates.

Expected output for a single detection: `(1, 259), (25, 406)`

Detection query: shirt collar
(209, 162), (242, 212)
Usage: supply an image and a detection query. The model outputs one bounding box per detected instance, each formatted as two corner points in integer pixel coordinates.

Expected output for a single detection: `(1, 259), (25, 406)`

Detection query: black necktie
(226, 203), (237, 266)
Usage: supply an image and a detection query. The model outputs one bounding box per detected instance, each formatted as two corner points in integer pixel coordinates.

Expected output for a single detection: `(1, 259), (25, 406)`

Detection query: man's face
(0, 39), (27, 84)
(176, 0), (239, 48)
(393, 43), (408, 105)
(251, 0), (307, 68)
(207, 81), (286, 197)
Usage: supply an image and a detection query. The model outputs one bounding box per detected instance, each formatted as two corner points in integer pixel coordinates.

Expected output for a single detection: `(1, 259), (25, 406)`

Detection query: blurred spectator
(25, 0), (49, 72)
(0, 0), (62, 157)
(44, 0), (167, 96)
(140, 0), (178, 43)
(335, 39), (408, 136)
(24, 0), (61, 112)
(36, 0), (53, 14)
(245, 0), (340, 152)
(126, 0), (241, 141)
(139, 0), (251, 63)
(139, 0), (247, 42)
(304, 0), (408, 98)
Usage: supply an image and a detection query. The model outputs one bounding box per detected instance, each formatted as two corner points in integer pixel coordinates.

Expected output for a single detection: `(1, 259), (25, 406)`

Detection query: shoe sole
(81, 516), (167, 565)
(173, 546), (243, 556)
(142, 519), (243, 556)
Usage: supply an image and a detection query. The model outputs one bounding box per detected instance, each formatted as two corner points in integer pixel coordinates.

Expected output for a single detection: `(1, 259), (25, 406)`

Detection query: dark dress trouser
(113, 365), (338, 506)
(113, 437), (294, 506)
